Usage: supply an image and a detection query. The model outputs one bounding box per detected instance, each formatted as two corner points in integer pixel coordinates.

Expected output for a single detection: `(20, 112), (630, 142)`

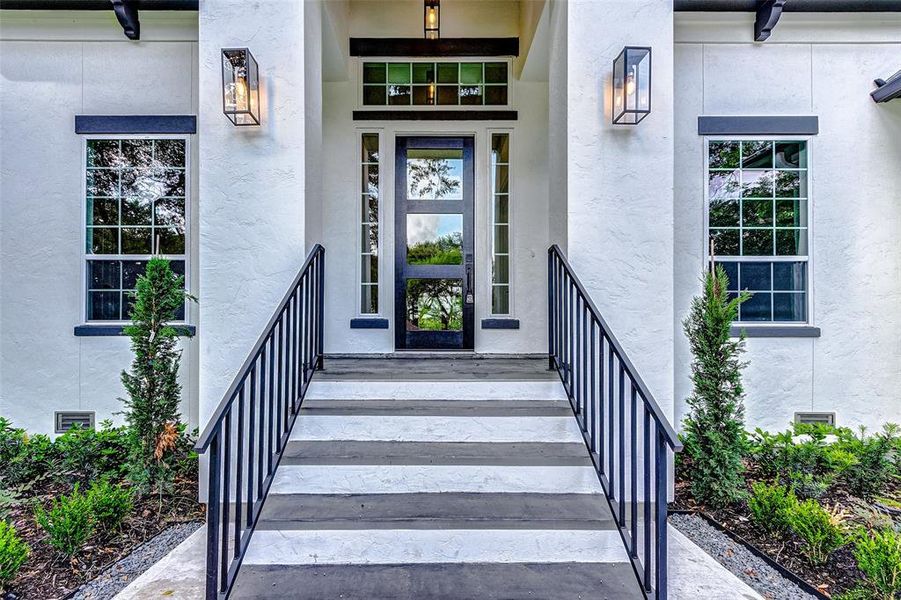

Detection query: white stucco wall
(673, 13), (901, 432)
(197, 0), (307, 426)
(0, 11), (199, 435)
(565, 0), (676, 419)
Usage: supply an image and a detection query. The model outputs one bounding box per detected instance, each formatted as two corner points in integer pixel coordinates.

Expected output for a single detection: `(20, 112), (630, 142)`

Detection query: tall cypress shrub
(120, 258), (193, 494)
(681, 265), (749, 508)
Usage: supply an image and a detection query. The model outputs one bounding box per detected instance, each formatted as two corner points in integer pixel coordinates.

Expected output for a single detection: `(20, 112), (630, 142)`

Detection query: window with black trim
(707, 139), (809, 323)
(362, 61), (509, 107)
(490, 132), (510, 315)
(84, 138), (187, 322)
(360, 133), (379, 313)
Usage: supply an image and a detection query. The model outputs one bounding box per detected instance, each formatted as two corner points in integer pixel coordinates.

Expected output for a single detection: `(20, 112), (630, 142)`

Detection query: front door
(395, 136), (475, 350)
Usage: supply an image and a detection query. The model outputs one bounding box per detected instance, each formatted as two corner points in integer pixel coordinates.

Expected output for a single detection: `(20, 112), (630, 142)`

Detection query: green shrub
(783, 498), (846, 564)
(55, 422), (130, 485)
(836, 425), (899, 500)
(853, 527), (901, 599)
(0, 521), (29, 592)
(86, 480), (132, 533)
(0, 418), (57, 490)
(834, 586), (877, 600)
(680, 266), (750, 508)
(34, 485), (94, 557)
(748, 482), (797, 533)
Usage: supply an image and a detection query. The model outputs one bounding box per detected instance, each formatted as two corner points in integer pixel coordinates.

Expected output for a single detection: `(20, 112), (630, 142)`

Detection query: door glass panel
(406, 214), (462, 265)
(407, 149), (463, 200)
(406, 279), (462, 331)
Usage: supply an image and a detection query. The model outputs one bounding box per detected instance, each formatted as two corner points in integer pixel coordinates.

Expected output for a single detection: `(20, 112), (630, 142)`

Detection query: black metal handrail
(195, 244), (325, 600)
(547, 245), (682, 600)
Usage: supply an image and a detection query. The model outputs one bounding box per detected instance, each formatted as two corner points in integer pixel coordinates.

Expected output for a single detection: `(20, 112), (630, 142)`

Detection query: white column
(198, 0), (307, 426)
(566, 0), (675, 417)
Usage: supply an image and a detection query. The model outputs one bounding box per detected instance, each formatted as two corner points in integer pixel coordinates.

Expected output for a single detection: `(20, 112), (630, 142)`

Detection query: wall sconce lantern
(221, 48), (260, 126)
(612, 46), (651, 125)
(424, 0), (440, 39)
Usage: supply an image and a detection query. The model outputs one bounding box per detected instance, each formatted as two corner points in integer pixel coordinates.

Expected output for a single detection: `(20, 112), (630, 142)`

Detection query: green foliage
(852, 527), (901, 599)
(0, 521), (29, 592)
(406, 233), (463, 266)
(747, 425), (860, 499)
(54, 421), (130, 485)
(86, 480), (132, 533)
(783, 498), (846, 564)
(680, 266), (750, 508)
(837, 425), (899, 500)
(748, 482), (797, 533)
(120, 258), (194, 494)
(834, 586), (878, 600)
(0, 418), (56, 490)
(34, 485), (94, 557)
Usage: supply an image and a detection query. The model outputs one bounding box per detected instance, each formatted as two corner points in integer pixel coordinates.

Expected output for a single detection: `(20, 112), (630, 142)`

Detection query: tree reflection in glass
(407, 149), (462, 200)
(406, 279), (462, 331)
(406, 214), (462, 265)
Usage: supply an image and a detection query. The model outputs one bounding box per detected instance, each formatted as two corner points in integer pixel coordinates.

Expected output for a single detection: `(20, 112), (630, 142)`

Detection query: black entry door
(395, 136), (475, 350)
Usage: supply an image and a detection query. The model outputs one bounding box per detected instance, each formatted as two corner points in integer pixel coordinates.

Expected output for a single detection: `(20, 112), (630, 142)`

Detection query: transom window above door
(362, 61), (509, 107)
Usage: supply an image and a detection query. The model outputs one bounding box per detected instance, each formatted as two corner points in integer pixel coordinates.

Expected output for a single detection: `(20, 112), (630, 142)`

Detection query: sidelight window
(84, 137), (188, 322)
(360, 132), (380, 314)
(490, 132), (511, 315)
(706, 139), (809, 323)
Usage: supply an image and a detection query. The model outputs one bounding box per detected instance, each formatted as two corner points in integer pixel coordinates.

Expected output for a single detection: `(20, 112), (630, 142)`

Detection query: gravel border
(670, 513), (818, 600)
(69, 521), (203, 600)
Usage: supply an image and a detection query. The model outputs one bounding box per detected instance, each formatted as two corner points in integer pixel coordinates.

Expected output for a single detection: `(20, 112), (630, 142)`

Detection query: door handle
(465, 263), (474, 304)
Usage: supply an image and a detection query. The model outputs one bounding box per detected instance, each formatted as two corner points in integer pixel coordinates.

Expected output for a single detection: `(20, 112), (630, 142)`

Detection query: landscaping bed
(0, 420), (202, 600)
(673, 424), (901, 599)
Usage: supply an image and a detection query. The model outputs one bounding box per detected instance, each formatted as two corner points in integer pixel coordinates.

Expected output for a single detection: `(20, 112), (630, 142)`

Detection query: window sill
(350, 318), (389, 329)
(74, 324), (196, 337)
(481, 318), (520, 330)
(730, 325), (820, 338)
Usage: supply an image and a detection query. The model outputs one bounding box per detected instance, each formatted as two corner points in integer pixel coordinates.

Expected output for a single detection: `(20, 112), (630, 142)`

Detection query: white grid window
(707, 139), (809, 322)
(490, 132), (510, 315)
(84, 138), (187, 321)
(360, 133), (379, 313)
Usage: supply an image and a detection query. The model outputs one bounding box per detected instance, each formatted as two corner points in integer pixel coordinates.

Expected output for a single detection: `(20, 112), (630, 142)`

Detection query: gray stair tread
(299, 398), (571, 416)
(230, 562), (644, 600)
(257, 492), (615, 528)
(317, 357), (557, 381)
(281, 441), (592, 465)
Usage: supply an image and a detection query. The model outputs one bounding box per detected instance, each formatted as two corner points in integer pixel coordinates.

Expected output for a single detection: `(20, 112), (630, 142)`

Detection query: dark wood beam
(353, 110), (517, 121)
(674, 0), (900, 10)
(871, 72), (901, 103)
(112, 0), (139, 40)
(754, 0), (786, 41)
(350, 38), (519, 57)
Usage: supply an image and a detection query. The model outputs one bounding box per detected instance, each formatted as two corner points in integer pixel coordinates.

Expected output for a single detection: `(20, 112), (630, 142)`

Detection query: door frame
(394, 135), (475, 350)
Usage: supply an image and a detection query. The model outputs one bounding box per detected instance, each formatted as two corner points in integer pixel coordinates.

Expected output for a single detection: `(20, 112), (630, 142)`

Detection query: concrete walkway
(115, 524), (763, 599)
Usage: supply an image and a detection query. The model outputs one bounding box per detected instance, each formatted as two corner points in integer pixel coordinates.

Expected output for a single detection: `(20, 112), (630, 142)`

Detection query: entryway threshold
(324, 352), (548, 360)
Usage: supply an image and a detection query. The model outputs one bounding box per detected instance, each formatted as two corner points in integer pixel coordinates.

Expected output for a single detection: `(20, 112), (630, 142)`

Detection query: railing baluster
(608, 346), (615, 497)
(547, 250), (555, 369)
(276, 317), (284, 449)
(619, 363), (625, 520)
(589, 319), (596, 454)
(581, 303), (588, 430)
(235, 387), (245, 555)
(219, 408), (231, 592)
(316, 251), (325, 369)
(599, 332), (605, 475)
(644, 407), (652, 592)
(630, 383), (638, 558)
(267, 334), (275, 475)
(247, 366), (256, 527)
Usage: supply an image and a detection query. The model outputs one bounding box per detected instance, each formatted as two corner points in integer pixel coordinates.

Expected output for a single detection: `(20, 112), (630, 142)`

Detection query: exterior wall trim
(698, 116), (818, 135)
(349, 318), (389, 329)
(730, 325), (821, 337)
(350, 38), (519, 57)
(481, 318), (520, 329)
(354, 110), (518, 121)
(75, 115), (197, 134)
(74, 324), (196, 336)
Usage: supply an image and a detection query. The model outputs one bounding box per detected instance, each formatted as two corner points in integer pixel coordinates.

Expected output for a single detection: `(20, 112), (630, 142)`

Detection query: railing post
(316, 249), (325, 370)
(547, 249), (555, 371)
(204, 434), (221, 600)
(655, 428), (669, 600)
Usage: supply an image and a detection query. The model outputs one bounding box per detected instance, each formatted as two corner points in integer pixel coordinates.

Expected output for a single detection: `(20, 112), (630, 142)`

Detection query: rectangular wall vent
(55, 411), (95, 433)
(794, 412), (835, 426)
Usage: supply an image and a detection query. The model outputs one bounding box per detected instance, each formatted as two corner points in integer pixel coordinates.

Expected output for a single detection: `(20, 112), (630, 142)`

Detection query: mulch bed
(672, 461), (901, 598)
(5, 472), (202, 600)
